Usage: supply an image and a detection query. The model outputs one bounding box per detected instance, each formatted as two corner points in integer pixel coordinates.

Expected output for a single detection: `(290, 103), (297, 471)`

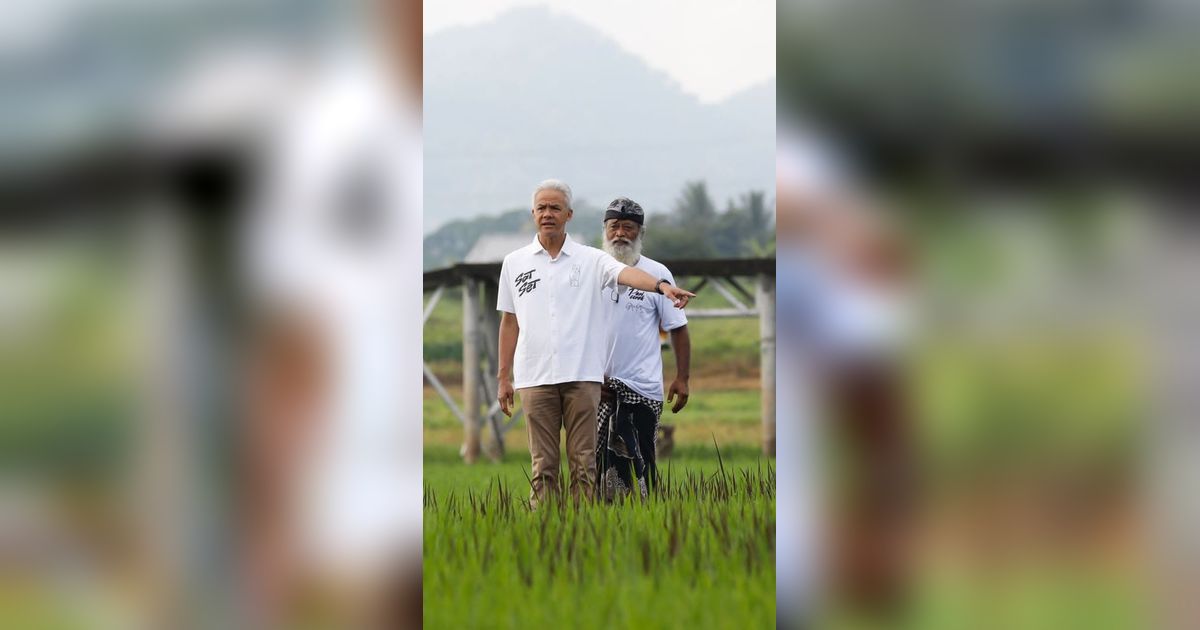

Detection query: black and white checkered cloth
(595, 377), (663, 464)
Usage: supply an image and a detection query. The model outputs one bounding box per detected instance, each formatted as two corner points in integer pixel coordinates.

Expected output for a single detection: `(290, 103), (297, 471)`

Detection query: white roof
(464, 233), (584, 263)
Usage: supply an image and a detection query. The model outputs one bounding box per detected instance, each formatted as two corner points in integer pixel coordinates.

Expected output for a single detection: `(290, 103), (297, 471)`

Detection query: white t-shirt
(603, 256), (688, 401)
(497, 234), (626, 389)
(245, 48), (423, 571)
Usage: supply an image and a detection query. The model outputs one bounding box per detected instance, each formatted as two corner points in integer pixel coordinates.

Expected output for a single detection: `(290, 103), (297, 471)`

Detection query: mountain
(423, 6), (774, 234)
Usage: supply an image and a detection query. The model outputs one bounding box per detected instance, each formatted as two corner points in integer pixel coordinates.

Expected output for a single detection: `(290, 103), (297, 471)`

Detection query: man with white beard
(596, 197), (692, 500)
(496, 183), (695, 508)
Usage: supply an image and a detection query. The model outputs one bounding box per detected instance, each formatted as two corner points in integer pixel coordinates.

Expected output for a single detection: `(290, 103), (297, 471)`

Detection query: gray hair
(532, 179), (573, 209)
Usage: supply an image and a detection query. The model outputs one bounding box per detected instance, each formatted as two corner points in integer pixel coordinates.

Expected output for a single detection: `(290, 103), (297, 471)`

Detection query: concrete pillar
(757, 273), (776, 457)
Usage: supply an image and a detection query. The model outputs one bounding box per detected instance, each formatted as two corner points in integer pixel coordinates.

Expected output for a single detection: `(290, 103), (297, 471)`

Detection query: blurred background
(777, 0), (1196, 628)
(1, 0), (423, 628)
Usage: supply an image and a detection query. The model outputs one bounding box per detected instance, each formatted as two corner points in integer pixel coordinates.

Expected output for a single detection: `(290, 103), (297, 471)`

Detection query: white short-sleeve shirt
(497, 234), (627, 389)
(603, 256), (688, 400)
(245, 49), (422, 571)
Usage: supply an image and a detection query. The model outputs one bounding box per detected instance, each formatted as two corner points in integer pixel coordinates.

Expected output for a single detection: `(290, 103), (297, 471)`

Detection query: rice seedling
(423, 451), (775, 629)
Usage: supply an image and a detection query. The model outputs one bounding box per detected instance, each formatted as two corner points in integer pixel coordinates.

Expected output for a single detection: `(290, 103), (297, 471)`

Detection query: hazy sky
(424, 0), (776, 103)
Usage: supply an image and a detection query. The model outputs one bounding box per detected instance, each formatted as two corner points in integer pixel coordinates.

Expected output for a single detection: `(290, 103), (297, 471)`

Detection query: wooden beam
(688, 308), (759, 319)
(423, 364), (465, 425)
(479, 281), (504, 459)
(461, 278), (482, 463)
(724, 276), (756, 305)
(481, 282), (500, 387)
(477, 380), (504, 461)
(757, 273), (776, 457)
(707, 276), (753, 312)
(422, 284), (445, 325)
(133, 207), (194, 627)
(501, 407), (525, 433)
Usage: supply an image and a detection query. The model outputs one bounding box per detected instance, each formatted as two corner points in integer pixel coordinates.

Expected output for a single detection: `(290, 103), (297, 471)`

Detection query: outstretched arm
(616, 266), (695, 308)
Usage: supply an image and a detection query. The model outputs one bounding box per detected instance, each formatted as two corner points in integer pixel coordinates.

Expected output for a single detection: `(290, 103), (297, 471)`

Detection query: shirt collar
(530, 233), (577, 257)
(561, 234), (580, 256)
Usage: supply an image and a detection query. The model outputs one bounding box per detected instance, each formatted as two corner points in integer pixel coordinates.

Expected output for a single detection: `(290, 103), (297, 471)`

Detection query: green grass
(423, 445), (775, 629)
(911, 564), (1146, 630)
(913, 335), (1142, 495)
(424, 388), (760, 429)
(423, 387), (765, 458)
(423, 278), (772, 629)
(823, 563), (1148, 630)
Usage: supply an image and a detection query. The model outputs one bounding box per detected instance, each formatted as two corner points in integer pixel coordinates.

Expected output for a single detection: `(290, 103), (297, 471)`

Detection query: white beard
(603, 234), (643, 266)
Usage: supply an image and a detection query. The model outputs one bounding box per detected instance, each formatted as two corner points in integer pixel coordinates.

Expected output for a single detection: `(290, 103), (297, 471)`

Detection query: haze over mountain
(424, 6), (774, 233)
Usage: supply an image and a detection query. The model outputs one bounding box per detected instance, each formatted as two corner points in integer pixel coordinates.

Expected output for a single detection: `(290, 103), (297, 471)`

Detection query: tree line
(642, 180), (774, 260)
(423, 180), (774, 269)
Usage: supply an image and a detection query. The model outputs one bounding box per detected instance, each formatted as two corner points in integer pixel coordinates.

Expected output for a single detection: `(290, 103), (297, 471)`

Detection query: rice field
(423, 445), (776, 629)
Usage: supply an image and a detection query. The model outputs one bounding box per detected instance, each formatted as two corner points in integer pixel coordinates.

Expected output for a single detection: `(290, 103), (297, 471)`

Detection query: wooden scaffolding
(422, 258), (776, 462)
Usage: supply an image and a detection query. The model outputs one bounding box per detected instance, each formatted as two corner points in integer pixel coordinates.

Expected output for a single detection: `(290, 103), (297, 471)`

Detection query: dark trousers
(599, 399), (660, 493)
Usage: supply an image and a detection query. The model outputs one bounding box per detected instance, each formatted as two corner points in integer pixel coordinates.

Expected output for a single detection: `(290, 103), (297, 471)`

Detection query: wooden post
(482, 281), (505, 458)
(134, 207), (192, 627)
(462, 277), (482, 462)
(757, 273), (776, 457)
(482, 281), (500, 384)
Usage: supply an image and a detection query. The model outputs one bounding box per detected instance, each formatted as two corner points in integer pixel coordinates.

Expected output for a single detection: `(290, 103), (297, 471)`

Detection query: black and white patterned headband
(603, 197), (644, 225)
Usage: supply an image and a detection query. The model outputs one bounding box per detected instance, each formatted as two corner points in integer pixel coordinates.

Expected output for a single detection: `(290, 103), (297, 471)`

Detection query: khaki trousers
(517, 381), (601, 504)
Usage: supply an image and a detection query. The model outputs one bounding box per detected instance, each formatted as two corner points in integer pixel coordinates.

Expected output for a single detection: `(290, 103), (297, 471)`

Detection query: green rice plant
(423, 450), (776, 629)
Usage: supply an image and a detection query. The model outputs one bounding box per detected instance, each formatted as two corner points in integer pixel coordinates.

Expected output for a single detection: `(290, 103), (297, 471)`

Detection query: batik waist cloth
(597, 377), (664, 459)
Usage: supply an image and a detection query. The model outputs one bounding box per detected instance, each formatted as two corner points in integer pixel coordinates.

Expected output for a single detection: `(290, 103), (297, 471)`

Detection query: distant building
(463, 233), (585, 264)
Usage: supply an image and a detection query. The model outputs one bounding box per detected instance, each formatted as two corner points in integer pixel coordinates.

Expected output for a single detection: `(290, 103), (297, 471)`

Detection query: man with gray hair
(496, 180), (694, 506)
(596, 197), (692, 500)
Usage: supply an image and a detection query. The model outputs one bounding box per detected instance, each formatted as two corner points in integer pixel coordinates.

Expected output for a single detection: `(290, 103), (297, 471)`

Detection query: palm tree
(671, 180), (718, 229)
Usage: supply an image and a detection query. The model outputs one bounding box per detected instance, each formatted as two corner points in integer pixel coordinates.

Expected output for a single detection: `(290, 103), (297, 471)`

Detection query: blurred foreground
(2, 1), (423, 628)
(777, 1), (1195, 627)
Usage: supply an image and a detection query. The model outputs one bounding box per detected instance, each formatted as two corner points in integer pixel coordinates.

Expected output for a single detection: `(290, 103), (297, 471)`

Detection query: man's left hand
(667, 378), (690, 413)
(662, 284), (695, 308)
